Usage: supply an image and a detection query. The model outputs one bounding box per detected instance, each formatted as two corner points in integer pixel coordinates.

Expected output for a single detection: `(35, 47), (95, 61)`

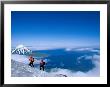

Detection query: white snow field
(11, 59), (68, 77)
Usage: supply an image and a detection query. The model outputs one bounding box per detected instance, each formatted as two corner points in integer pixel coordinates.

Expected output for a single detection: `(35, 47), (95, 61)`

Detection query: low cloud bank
(65, 47), (100, 53)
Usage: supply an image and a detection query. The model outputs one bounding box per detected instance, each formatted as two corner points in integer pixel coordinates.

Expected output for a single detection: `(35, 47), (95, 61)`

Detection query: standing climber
(29, 56), (34, 67)
(40, 59), (45, 71)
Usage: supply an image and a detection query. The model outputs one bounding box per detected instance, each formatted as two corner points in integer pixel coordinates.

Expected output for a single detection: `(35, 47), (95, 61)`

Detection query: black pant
(40, 65), (44, 71)
(29, 62), (34, 67)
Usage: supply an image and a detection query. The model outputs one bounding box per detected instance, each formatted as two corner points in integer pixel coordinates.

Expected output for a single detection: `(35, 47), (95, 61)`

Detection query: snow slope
(11, 59), (67, 77)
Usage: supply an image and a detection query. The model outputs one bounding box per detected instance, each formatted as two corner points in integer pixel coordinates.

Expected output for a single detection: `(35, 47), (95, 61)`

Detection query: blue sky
(11, 11), (100, 48)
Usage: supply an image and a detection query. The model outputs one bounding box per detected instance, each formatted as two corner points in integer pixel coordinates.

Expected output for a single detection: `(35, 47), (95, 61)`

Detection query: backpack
(32, 58), (34, 62)
(43, 62), (45, 65)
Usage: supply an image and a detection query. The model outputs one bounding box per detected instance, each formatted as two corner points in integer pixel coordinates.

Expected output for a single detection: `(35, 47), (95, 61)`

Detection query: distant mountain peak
(16, 44), (24, 49)
(12, 44), (32, 55)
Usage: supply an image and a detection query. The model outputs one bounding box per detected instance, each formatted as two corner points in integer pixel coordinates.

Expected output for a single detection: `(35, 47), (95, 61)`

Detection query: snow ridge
(12, 45), (32, 55)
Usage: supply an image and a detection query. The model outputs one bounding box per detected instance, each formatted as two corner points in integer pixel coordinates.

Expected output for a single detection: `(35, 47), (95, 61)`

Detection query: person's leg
(29, 62), (31, 66)
(30, 62), (33, 67)
(32, 62), (34, 67)
(33, 64), (34, 67)
(40, 66), (42, 70)
(42, 66), (44, 71)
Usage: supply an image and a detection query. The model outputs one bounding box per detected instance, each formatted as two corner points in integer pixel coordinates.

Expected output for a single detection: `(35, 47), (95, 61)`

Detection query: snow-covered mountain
(12, 45), (32, 55)
(11, 59), (67, 77)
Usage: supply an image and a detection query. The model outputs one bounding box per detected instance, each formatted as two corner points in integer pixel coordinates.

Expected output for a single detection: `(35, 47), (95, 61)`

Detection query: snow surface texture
(11, 54), (100, 77)
(11, 59), (67, 77)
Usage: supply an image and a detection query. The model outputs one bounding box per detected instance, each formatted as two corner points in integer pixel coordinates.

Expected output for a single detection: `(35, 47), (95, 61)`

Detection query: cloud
(76, 54), (100, 76)
(65, 48), (73, 51)
(75, 48), (93, 51)
(90, 49), (100, 53)
(51, 54), (100, 77)
(65, 47), (100, 53)
(48, 54), (100, 77)
(75, 47), (99, 52)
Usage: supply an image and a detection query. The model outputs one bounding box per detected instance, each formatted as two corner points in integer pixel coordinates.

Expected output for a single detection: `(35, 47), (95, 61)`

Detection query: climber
(40, 59), (45, 71)
(29, 56), (34, 67)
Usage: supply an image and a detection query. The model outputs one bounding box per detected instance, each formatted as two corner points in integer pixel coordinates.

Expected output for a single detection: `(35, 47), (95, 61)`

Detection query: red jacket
(29, 57), (34, 62)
